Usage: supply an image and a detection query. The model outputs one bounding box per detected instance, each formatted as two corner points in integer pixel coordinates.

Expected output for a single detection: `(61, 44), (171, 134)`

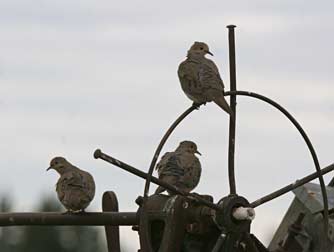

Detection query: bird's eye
(55, 161), (58, 165)
(200, 47), (203, 50)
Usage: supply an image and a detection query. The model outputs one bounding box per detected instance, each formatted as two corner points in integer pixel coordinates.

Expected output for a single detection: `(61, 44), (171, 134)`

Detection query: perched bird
(155, 141), (202, 194)
(178, 41), (233, 115)
(47, 157), (95, 212)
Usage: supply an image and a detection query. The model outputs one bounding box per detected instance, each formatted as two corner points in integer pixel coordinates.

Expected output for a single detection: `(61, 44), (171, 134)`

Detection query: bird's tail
(213, 96), (234, 116)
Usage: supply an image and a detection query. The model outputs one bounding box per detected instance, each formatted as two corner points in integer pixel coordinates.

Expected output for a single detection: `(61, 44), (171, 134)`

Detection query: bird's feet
(61, 210), (73, 215)
(187, 192), (202, 202)
(77, 209), (86, 215)
(192, 102), (205, 110)
(61, 209), (86, 215)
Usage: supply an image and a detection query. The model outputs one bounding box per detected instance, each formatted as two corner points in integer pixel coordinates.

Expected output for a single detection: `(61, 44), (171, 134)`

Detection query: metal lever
(212, 233), (226, 252)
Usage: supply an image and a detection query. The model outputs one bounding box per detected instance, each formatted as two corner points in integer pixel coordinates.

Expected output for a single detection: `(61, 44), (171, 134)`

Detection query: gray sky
(1, 0), (334, 249)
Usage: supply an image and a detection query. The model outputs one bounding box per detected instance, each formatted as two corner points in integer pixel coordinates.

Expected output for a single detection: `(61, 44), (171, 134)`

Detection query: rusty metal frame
(135, 26), (328, 234)
(0, 25), (331, 252)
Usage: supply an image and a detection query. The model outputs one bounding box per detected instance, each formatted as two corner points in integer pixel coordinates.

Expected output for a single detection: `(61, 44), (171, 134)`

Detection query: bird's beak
(205, 50), (214, 56)
(195, 150), (202, 156)
(46, 166), (52, 171)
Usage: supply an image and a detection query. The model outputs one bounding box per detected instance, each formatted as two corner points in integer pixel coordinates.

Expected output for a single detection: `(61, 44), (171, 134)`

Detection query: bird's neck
(175, 148), (191, 155)
(58, 165), (78, 175)
(187, 51), (205, 62)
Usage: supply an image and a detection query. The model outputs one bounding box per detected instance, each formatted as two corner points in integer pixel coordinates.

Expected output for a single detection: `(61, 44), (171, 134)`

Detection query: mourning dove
(155, 141), (202, 194)
(47, 157), (95, 212)
(178, 41), (233, 115)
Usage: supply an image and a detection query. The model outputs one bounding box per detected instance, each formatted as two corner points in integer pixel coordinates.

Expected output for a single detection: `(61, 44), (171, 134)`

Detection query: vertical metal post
(102, 191), (121, 252)
(227, 25), (237, 195)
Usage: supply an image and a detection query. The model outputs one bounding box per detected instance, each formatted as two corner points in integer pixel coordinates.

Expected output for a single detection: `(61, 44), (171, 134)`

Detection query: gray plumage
(155, 141), (202, 194)
(178, 41), (233, 115)
(47, 157), (95, 212)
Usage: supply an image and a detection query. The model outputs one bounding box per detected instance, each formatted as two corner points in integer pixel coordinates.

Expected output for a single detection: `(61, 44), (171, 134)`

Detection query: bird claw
(192, 102), (205, 110)
(62, 210), (73, 215)
(62, 209), (86, 215)
(187, 192), (202, 202)
(78, 209), (86, 214)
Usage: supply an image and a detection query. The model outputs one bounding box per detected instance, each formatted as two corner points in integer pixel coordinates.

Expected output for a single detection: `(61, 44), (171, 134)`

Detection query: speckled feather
(178, 42), (232, 115)
(56, 168), (95, 211)
(155, 142), (202, 194)
(48, 157), (95, 212)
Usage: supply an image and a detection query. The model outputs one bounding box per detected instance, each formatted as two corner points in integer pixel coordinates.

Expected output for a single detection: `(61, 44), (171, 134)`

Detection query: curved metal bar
(143, 104), (198, 197)
(225, 90), (329, 234)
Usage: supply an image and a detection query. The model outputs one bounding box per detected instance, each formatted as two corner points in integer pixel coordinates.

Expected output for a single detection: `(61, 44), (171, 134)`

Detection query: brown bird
(178, 41), (233, 115)
(155, 141), (202, 195)
(47, 157), (95, 212)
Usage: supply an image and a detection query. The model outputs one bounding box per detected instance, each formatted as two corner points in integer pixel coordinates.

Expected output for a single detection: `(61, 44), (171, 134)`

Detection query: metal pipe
(227, 24), (237, 195)
(225, 90), (329, 234)
(212, 233), (226, 252)
(94, 149), (221, 211)
(0, 212), (138, 226)
(250, 163), (334, 208)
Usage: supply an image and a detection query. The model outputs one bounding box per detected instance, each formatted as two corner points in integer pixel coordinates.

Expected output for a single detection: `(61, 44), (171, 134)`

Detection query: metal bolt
(183, 201), (189, 209)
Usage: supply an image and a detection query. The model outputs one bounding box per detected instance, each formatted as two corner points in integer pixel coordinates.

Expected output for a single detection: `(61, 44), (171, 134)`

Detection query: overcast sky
(1, 0), (334, 250)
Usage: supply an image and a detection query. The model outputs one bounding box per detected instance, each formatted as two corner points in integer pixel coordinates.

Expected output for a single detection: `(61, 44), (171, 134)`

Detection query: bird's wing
(56, 172), (84, 198)
(56, 173), (75, 201)
(178, 60), (197, 79)
(56, 179), (66, 201)
(198, 59), (225, 90)
(191, 157), (202, 185)
(155, 152), (171, 171)
(179, 155), (202, 192)
(79, 171), (96, 200)
(67, 172), (85, 187)
(156, 152), (184, 178)
(178, 60), (201, 88)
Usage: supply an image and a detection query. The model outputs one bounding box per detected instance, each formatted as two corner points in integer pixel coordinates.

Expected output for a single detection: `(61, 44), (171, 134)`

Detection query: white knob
(232, 207), (255, 221)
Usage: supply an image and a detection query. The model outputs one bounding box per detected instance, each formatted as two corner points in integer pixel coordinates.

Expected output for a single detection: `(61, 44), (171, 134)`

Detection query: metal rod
(143, 105), (198, 197)
(102, 191), (121, 252)
(212, 233), (226, 252)
(328, 176), (334, 187)
(250, 163), (334, 208)
(227, 24), (237, 195)
(224, 90), (329, 233)
(94, 149), (221, 211)
(0, 212), (138, 226)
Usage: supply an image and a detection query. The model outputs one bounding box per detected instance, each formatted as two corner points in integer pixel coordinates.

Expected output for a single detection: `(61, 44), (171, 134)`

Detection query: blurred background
(0, 196), (114, 252)
(0, 0), (333, 251)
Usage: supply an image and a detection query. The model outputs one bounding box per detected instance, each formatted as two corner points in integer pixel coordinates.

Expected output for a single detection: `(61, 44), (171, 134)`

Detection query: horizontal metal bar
(250, 163), (334, 208)
(0, 212), (138, 226)
(94, 149), (221, 211)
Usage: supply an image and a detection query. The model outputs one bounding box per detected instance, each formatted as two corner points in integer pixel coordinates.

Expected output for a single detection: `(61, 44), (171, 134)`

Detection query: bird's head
(47, 156), (70, 174)
(177, 140), (201, 155)
(188, 42), (213, 57)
